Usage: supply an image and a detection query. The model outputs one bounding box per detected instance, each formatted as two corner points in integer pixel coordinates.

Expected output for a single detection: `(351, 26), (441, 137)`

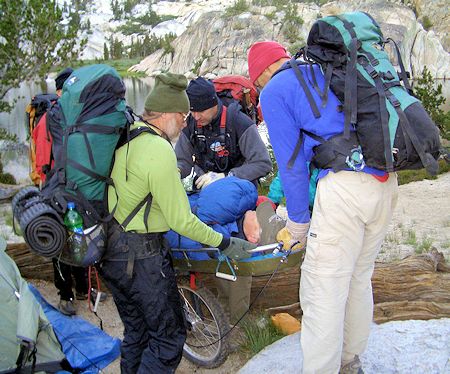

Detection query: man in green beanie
(100, 72), (256, 374)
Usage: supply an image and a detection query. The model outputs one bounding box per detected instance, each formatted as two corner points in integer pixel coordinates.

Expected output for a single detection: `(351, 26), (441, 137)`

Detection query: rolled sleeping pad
(11, 186), (40, 217)
(19, 202), (66, 258)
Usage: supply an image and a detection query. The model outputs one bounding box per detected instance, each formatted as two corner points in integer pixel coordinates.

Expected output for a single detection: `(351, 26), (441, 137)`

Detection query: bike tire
(178, 285), (230, 368)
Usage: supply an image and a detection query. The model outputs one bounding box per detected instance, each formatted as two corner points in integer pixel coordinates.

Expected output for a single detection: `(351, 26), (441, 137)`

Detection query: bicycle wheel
(178, 285), (230, 368)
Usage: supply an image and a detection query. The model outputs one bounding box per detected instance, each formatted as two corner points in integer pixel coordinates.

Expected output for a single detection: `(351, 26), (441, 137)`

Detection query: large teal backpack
(15, 64), (158, 266)
(289, 11), (441, 175)
(39, 64), (131, 266)
(52, 64), (129, 202)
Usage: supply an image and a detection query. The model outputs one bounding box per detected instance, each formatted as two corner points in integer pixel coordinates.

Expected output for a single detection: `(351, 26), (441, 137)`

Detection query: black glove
(218, 237), (255, 261)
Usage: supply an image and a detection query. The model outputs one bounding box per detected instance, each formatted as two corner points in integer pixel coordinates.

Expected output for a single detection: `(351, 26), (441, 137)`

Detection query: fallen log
(6, 242), (450, 323)
(373, 300), (450, 323)
(371, 249), (450, 304)
(6, 242), (53, 280)
(261, 249), (450, 323)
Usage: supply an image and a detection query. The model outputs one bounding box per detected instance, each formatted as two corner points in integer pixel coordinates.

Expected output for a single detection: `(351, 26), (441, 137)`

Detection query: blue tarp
(29, 285), (121, 373)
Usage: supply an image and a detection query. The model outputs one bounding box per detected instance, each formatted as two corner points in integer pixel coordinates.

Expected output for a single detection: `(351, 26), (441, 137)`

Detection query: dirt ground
(29, 172), (450, 374)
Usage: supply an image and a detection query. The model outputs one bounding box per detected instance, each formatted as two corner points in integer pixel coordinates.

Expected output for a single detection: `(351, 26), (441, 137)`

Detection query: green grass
(397, 159), (449, 185)
(70, 58), (146, 77)
(385, 233), (399, 245)
(403, 229), (417, 246)
(240, 315), (286, 356)
(415, 236), (433, 254)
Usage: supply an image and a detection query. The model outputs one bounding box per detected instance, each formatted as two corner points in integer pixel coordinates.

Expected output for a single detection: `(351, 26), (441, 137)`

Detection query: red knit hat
(247, 41), (290, 84)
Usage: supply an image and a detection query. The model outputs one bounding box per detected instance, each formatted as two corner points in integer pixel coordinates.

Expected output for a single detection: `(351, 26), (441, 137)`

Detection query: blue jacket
(260, 62), (384, 223)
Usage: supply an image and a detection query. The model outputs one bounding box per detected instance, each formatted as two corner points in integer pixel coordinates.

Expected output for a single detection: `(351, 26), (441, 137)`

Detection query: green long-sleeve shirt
(108, 123), (222, 247)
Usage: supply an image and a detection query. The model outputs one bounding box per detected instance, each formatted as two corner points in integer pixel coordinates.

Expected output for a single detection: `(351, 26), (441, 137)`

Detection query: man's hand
(195, 172), (225, 189)
(276, 218), (309, 250)
(221, 237), (255, 261)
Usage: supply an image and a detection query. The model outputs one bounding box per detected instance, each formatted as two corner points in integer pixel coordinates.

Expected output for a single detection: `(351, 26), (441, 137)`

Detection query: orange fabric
(31, 112), (53, 184)
(213, 75), (259, 108)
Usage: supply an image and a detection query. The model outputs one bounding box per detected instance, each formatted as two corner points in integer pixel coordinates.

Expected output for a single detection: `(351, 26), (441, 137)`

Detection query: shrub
(161, 33), (176, 56)
(191, 51), (211, 75)
(414, 66), (450, 140)
(225, 0), (250, 17)
(422, 15), (433, 31)
(117, 21), (145, 36)
(0, 172), (16, 185)
(264, 11), (277, 21)
(415, 236), (433, 254)
(0, 129), (18, 143)
(282, 3), (304, 43)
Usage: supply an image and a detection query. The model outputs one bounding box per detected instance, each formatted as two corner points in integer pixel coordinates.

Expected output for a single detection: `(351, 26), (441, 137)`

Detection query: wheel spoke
(178, 285), (229, 366)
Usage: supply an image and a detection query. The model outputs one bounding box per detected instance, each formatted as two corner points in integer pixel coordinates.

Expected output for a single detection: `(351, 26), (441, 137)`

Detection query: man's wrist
(218, 236), (230, 250)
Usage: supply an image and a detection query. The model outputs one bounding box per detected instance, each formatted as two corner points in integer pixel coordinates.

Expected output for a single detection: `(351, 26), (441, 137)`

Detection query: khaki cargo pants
(300, 171), (398, 373)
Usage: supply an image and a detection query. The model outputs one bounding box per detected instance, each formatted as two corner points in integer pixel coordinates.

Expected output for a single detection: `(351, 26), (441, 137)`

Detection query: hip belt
(104, 219), (166, 277)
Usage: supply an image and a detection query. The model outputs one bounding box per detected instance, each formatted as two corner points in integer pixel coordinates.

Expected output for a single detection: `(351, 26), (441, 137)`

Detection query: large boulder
(130, 0), (450, 81)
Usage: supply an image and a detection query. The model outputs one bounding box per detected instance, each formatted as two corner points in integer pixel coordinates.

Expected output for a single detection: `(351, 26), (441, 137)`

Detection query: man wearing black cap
(175, 77), (271, 324)
(175, 76), (271, 190)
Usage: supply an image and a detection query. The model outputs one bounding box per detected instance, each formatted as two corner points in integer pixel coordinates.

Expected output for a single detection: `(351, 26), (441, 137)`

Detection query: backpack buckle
(366, 65), (378, 79)
(346, 146), (365, 171)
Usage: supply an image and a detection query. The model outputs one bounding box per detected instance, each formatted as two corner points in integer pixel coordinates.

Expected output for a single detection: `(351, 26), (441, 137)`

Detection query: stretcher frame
(172, 243), (305, 280)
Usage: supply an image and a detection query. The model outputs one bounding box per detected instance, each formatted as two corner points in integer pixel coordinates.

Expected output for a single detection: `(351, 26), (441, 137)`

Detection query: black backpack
(288, 11), (441, 175)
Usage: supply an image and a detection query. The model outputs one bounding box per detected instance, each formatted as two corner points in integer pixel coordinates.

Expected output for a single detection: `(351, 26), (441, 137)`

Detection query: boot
(340, 356), (364, 374)
(90, 288), (107, 303)
(59, 299), (76, 316)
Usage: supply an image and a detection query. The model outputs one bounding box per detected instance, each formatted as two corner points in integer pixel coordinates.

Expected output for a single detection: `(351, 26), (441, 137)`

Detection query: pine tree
(103, 42), (110, 60)
(0, 0), (86, 112)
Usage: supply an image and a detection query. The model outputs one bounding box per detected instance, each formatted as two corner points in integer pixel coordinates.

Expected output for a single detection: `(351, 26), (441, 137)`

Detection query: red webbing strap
(189, 272), (198, 290)
(220, 106), (227, 132)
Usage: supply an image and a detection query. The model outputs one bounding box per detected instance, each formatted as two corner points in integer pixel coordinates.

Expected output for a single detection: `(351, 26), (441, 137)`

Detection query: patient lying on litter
(165, 177), (285, 260)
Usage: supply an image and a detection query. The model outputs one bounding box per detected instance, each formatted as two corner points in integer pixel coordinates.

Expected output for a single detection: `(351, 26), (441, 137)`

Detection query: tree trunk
(6, 242), (450, 323)
(6, 242), (54, 280)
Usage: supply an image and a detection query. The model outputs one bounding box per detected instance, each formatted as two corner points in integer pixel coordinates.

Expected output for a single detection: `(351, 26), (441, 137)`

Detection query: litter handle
(246, 243), (282, 253)
(215, 271), (237, 281)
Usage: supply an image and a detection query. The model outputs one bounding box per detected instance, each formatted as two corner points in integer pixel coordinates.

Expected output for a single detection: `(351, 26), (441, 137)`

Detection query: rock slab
(238, 318), (450, 374)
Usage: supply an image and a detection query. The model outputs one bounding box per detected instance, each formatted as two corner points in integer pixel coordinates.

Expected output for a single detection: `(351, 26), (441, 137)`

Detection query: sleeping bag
(167, 177), (257, 259)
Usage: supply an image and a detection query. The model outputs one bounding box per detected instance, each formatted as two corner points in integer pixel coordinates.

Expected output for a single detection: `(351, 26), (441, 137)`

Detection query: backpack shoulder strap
(385, 38), (413, 94)
(336, 15), (358, 139)
(287, 59), (322, 119)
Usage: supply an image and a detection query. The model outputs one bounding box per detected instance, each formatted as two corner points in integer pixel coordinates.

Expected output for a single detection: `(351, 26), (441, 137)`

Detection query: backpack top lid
(59, 64), (127, 129)
(306, 11), (384, 64)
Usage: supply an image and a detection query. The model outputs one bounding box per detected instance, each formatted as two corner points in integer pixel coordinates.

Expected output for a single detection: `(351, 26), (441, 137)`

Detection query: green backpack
(51, 64), (129, 201)
(289, 11), (441, 175)
(39, 64), (131, 266)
